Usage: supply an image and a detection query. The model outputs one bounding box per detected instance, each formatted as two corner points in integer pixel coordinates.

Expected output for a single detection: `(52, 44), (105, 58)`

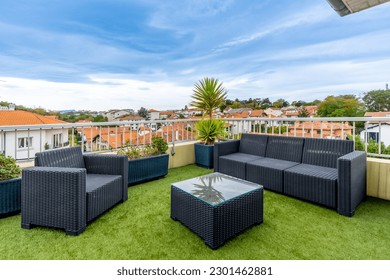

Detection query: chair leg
(65, 227), (86, 236)
(21, 223), (34, 230)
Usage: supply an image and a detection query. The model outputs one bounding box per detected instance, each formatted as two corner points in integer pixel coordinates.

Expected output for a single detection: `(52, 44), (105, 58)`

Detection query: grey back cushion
(266, 136), (304, 162)
(239, 133), (268, 156)
(302, 138), (353, 168)
(34, 146), (86, 168)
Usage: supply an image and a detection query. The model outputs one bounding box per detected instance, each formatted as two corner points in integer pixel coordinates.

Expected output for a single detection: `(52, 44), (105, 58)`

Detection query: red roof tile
(0, 110), (67, 125)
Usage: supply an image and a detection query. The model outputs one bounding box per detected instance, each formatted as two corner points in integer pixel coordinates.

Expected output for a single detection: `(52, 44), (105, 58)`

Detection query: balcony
(1, 117), (390, 259)
(1, 163), (390, 259)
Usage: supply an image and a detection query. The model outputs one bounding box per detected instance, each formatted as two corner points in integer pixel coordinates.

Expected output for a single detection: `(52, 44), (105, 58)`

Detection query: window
(53, 134), (63, 148)
(18, 137), (33, 149)
(366, 132), (379, 143)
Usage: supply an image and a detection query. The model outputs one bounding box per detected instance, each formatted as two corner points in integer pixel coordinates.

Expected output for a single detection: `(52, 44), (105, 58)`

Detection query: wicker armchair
(21, 147), (128, 235)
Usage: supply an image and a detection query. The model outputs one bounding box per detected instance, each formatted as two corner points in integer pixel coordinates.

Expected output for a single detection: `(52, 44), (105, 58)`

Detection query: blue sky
(1, 0), (390, 111)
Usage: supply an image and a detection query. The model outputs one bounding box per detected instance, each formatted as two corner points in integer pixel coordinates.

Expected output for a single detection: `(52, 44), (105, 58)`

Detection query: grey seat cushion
(86, 174), (122, 193)
(284, 164), (338, 208)
(218, 153), (263, 180)
(285, 164), (338, 179)
(246, 158), (300, 192)
(86, 174), (123, 221)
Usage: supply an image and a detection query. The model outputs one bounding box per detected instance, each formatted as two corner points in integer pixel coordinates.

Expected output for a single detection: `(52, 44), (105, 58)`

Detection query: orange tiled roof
(364, 112), (390, 117)
(250, 110), (264, 117)
(0, 110), (67, 125)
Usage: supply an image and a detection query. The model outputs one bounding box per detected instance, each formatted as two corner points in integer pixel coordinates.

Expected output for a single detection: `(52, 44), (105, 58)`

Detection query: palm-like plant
(191, 77), (227, 119)
(195, 118), (226, 145)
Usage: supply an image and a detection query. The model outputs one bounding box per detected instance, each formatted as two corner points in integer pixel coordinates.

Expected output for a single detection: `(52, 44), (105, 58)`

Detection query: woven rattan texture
(171, 185), (263, 249)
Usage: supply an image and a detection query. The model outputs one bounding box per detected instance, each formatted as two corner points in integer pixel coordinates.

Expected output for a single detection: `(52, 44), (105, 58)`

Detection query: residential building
(0, 103), (16, 111)
(117, 115), (145, 130)
(78, 122), (196, 151)
(0, 110), (69, 159)
(148, 109), (160, 120)
(104, 110), (133, 121)
(284, 121), (352, 139)
(361, 112), (390, 145)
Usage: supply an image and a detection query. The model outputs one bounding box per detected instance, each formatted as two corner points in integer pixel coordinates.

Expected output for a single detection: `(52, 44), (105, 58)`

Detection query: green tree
(261, 98), (272, 109)
(362, 89), (390, 112)
(306, 99), (322, 106)
(230, 101), (242, 109)
(298, 107), (310, 117)
(93, 115), (108, 122)
(191, 77), (227, 119)
(137, 107), (148, 118)
(317, 95), (364, 117)
(219, 103), (227, 112)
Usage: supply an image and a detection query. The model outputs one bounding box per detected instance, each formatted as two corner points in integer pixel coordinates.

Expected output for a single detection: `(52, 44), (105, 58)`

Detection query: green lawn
(1, 164), (390, 260)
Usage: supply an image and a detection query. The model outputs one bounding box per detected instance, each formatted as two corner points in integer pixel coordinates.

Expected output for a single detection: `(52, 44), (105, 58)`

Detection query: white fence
(1, 117), (390, 161)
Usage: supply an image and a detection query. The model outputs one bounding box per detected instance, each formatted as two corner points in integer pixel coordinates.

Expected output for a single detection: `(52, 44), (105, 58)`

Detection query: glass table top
(172, 172), (262, 206)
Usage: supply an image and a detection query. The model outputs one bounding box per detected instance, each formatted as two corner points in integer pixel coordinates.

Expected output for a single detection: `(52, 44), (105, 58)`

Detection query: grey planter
(0, 177), (21, 218)
(127, 153), (169, 185)
(194, 143), (214, 169)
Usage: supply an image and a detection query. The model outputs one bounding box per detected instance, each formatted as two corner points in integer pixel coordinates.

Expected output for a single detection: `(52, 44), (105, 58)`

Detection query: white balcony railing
(1, 117), (390, 161)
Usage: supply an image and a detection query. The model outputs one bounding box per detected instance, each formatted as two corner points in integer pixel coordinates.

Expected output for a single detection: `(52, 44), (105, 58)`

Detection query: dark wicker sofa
(21, 147), (128, 235)
(214, 134), (366, 217)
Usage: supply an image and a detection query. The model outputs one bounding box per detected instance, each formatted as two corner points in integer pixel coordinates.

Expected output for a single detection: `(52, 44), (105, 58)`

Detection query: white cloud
(148, 0), (234, 30)
(215, 5), (332, 52)
(224, 58), (390, 102)
(0, 76), (192, 111)
(264, 30), (390, 62)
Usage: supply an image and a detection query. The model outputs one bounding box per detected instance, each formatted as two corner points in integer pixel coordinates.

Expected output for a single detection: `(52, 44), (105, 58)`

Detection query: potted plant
(0, 153), (22, 217)
(191, 77), (227, 168)
(118, 136), (169, 185)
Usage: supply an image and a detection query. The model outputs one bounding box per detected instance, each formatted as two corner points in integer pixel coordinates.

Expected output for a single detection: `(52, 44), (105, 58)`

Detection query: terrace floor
(1, 164), (390, 260)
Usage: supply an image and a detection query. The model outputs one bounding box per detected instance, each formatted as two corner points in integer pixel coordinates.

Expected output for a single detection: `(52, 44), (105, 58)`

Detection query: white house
(361, 112), (390, 146)
(360, 124), (390, 146)
(0, 110), (69, 160)
(148, 109), (160, 120)
(104, 110), (132, 121)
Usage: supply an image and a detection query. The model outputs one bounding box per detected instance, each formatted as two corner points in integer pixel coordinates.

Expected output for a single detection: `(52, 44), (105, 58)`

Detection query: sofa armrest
(214, 140), (240, 172)
(84, 154), (128, 201)
(21, 167), (87, 235)
(337, 151), (367, 217)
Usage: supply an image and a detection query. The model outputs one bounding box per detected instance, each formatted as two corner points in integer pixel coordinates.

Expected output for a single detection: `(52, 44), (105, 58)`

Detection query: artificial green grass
(1, 164), (390, 260)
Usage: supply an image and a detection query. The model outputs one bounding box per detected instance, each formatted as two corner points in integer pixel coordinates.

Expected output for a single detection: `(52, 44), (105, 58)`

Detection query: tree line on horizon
(222, 89), (390, 118)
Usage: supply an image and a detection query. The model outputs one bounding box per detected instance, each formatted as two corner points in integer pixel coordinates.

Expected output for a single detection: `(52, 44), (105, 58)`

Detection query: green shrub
(152, 136), (168, 154)
(118, 136), (168, 159)
(195, 118), (226, 145)
(0, 153), (21, 181)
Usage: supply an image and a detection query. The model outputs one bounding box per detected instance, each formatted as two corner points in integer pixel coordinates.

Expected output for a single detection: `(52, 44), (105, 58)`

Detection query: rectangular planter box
(0, 177), (21, 218)
(128, 154), (169, 185)
(194, 143), (214, 169)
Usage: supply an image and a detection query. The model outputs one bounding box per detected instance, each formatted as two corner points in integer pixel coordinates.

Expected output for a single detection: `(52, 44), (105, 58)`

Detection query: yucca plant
(191, 77), (228, 168)
(191, 77), (227, 119)
(195, 119), (226, 145)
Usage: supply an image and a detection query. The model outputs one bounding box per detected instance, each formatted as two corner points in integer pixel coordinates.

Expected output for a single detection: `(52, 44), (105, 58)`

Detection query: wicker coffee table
(171, 172), (263, 249)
